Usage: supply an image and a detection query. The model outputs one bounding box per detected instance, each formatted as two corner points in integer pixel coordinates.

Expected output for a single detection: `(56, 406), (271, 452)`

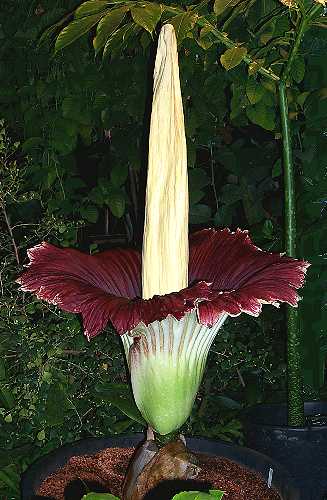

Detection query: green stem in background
(197, 17), (280, 82)
(278, 12), (309, 427)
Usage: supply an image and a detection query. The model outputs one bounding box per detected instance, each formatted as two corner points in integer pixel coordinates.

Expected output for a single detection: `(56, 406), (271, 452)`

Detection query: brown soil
(36, 446), (281, 500)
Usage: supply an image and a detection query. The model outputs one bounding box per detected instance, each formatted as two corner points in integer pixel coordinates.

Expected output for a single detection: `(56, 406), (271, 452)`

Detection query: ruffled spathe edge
(17, 229), (310, 338)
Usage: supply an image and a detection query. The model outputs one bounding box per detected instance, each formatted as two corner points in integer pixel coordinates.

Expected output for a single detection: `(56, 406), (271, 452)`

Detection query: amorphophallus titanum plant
(17, 24), (309, 444)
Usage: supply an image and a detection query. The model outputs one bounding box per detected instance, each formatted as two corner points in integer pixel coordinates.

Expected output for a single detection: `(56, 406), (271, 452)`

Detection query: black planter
(21, 434), (299, 500)
(243, 401), (327, 500)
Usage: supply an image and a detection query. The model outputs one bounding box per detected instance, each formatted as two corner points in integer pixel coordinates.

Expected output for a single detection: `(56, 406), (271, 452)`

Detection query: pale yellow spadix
(142, 24), (189, 300)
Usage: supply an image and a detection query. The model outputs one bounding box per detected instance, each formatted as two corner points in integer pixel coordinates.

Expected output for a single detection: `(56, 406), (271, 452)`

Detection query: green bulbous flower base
(122, 311), (227, 435)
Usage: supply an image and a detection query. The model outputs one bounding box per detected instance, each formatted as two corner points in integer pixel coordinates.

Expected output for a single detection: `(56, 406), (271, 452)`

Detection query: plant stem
(278, 13), (309, 426)
(197, 17), (280, 82)
(281, 17), (307, 82)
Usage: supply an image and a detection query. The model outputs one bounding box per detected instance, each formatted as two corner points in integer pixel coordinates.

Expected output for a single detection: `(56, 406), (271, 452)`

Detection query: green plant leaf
(0, 466), (20, 494)
(93, 6), (129, 53)
(291, 55), (305, 84)
(131, 3), (162, 34)
(189, 168), (210, 190)
(246, 78), (264, 105)
(189, 203), (212, 224)
(55, 12), (108, 53)
(80, 205), (99, 223)
(246, 102), (275, 131)
(214, 0), (239, 15)
(272, 158), (282, 178)
(215, 395), (242, 410)
(21, 137), (43, 153)
(172, 490), (225, 499)
(248, 59), (265, 76)
(0, 386), (15, 409)
(45, 385), (72, 426)
(38, 12), (73, 47)
(75, 1), (111, 19)
(95, 382), (146, 424)
(220, 46), (247, 71)
(197, 25), (215, 50)
(103, 22), (141, 58)
(167, 12), (197, 45)
(82, 493), (120, 500)
(111, 164), (128, 187)
(107, 190), (126, 217)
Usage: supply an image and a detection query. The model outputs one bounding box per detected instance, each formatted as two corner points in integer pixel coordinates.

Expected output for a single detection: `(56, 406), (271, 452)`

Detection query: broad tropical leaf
(102, 22), (141, 58)
(246, 102), (275, 130)
(75, 1), (111, 18)
(95, 382), (146, 424)
(93, 6), (129, 53)
(214, 0), (240, 15)
(82, 493), (119, 500)
(55, 12), (109, 53)
(131, 2), (162, 34)
(38, 12), (73, 47)
(167, 12), (197, 45)
(246, 77), (264, 104)
(220, 46), (247, 70)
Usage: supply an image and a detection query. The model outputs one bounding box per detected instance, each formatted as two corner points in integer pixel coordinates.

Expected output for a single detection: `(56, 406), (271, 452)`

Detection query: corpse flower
(17, 25), (309, 437)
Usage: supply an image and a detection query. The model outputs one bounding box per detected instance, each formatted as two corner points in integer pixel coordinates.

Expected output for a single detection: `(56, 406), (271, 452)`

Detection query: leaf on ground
(82, 493), (120, 500)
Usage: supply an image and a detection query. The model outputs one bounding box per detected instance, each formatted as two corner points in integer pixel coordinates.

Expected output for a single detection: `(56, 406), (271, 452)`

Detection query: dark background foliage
(0, 0), (326, 496)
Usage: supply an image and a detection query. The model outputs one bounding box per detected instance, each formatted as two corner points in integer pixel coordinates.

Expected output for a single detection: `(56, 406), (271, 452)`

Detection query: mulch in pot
(35, 446), (280, 500)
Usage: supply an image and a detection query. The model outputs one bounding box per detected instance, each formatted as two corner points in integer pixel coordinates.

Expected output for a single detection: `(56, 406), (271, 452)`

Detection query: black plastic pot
(243, 401), (327, 500)
(21, 433), (299, 500)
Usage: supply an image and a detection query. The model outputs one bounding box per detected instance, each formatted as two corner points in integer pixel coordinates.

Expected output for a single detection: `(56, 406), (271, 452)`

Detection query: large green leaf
(102, 22), (141, 58)
(111, 163), (128, 187)
(75, 1), (111, 19)
(290, 55), (305, 84)
(0, 386), (15, 409)
(131, 3), (162, 34)
(55, 12), (109, 53)
(108, 190), (126, 218)
(80, 205), (99, 223)
(38, 12), (73, 47)
(172, 491), (225, 500)
(246, 78), (264, 104)
(214, 0), (240, 15)
(220, 46), (247, 70)
(189, 203), (212, 224)
(93, 6), (129, 53)
(95, 382), (146, 424)
(45, 385), (73, 426)
(82, 494), (119, 500)
(246, 102), (275, 131)
(167, 12), (197, 45)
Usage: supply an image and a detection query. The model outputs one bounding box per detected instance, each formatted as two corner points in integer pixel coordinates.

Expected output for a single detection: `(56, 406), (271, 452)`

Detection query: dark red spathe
(17, 228), (309, 338)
